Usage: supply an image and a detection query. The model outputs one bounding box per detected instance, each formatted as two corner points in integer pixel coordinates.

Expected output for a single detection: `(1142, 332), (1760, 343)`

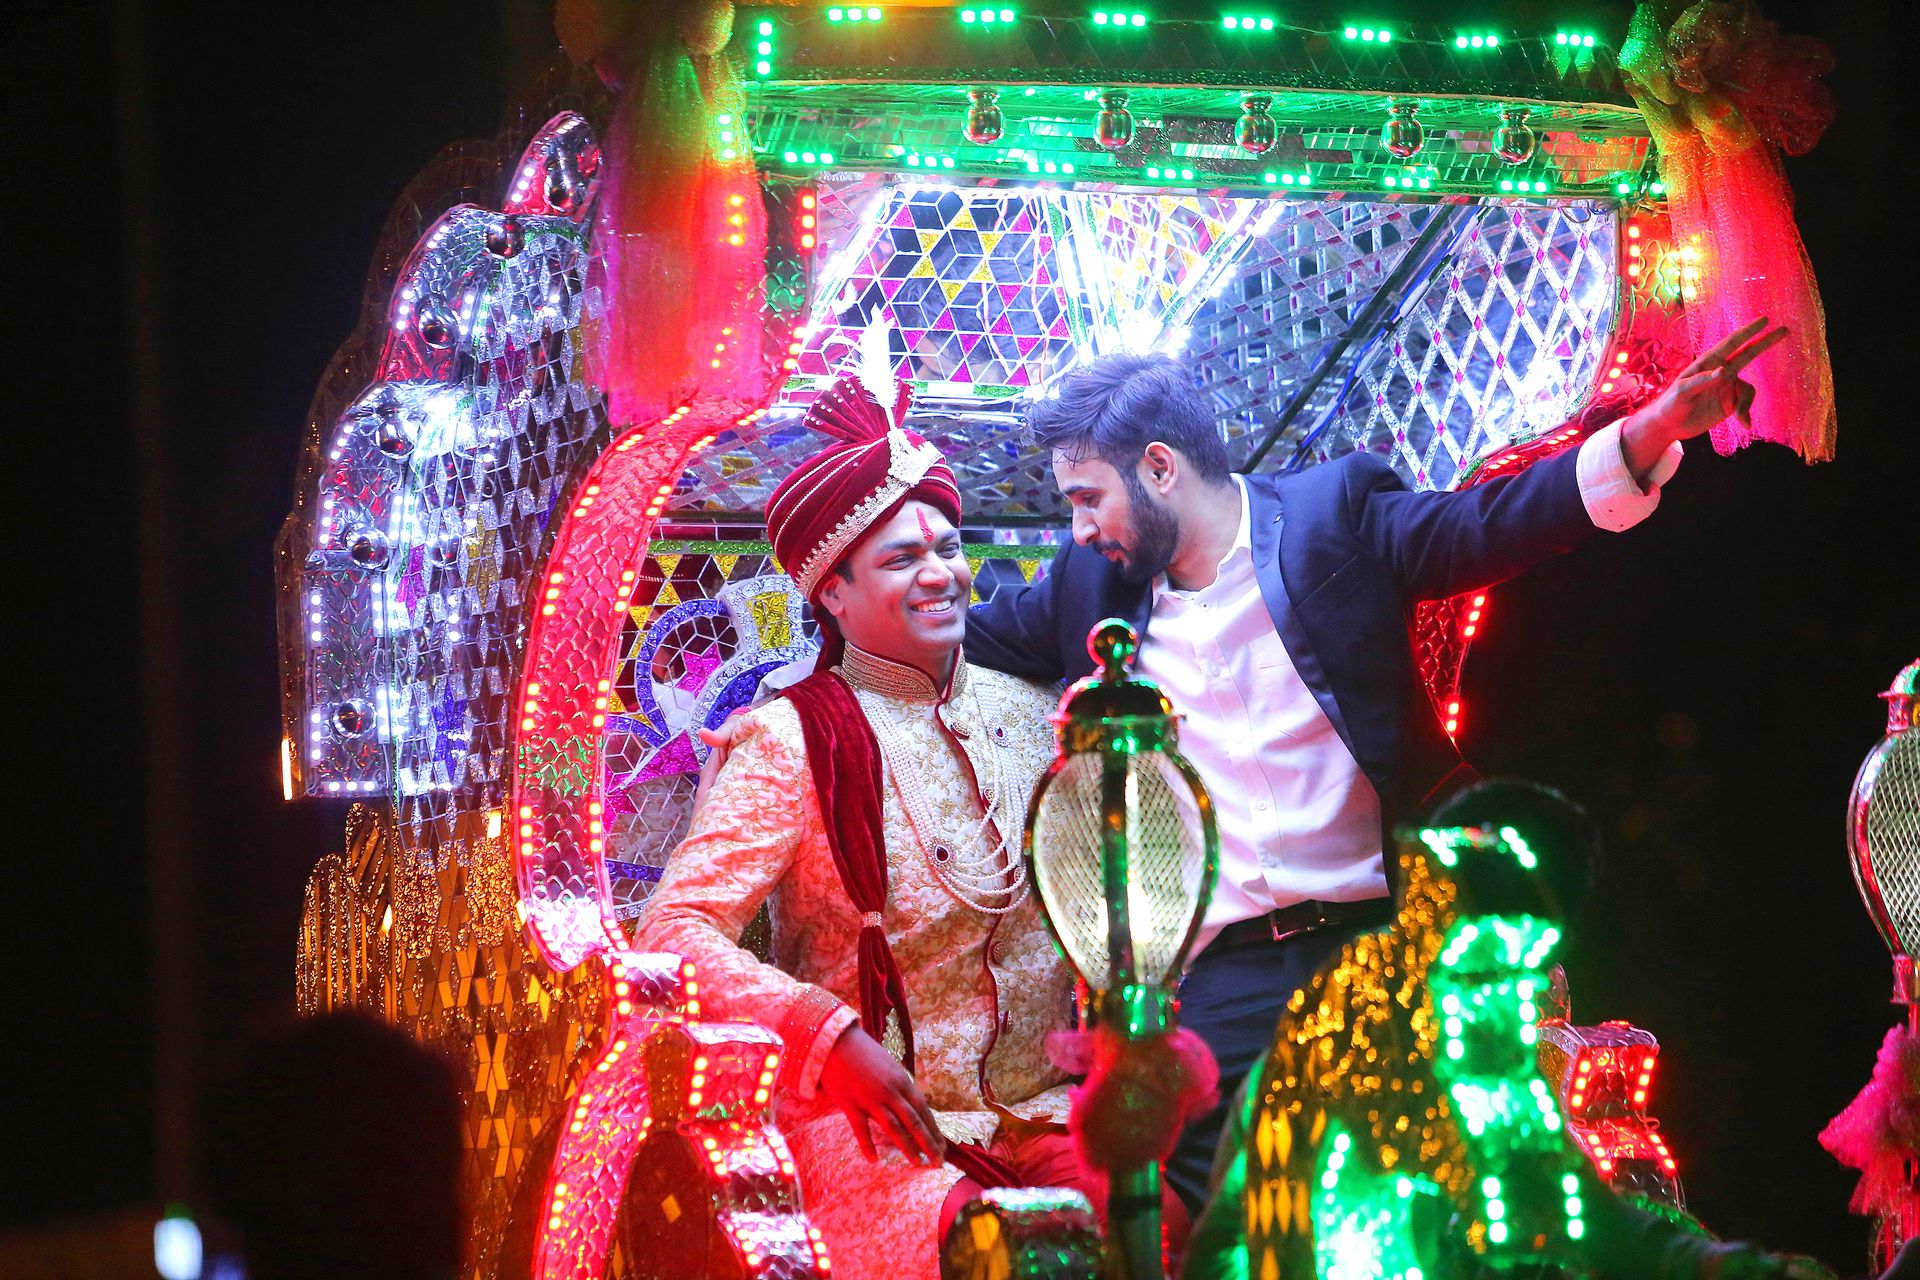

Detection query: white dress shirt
(1141, 422), (1682, 953)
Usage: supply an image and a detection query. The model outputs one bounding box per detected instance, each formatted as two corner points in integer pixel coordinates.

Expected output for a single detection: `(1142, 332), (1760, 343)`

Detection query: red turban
(766, 375), (962, 599)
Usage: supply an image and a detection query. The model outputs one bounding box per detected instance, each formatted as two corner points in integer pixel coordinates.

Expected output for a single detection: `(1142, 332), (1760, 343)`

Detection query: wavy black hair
(1027, 353), (1233, 483)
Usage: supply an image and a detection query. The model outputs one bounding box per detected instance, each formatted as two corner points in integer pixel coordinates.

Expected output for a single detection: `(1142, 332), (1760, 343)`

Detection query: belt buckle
(1268, 900), (1332, 943)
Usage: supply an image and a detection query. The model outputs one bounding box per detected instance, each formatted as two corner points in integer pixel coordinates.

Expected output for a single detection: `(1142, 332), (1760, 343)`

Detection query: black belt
(1210, 897), (1393, 952)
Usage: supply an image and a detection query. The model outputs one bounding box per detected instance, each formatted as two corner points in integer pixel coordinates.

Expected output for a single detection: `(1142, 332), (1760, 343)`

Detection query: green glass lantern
(1850, 659), (1920, 1007)
(1023, 619), (1218, 1280)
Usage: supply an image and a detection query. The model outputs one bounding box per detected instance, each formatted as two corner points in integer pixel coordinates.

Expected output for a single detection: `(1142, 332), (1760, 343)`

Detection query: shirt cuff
(1575, 419), (1683, 533)
(776, 988), (858, 1101)
(760, 653), (819, 694)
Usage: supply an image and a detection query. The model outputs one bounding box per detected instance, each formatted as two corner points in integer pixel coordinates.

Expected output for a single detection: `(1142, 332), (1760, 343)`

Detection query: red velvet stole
(783, 669), (918, 1070)
(780, 668), (1020, 1191)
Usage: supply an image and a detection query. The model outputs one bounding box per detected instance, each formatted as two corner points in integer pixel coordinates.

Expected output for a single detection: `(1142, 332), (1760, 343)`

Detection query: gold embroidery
(838, 643), (970, 704)
(633, 671), (1076, 1280)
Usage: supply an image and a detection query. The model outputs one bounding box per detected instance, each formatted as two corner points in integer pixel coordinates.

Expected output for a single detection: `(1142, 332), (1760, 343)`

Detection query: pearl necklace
(861, 682), (1030, 917)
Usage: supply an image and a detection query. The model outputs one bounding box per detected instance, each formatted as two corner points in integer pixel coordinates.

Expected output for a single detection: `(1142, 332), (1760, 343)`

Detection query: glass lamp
(1849, 659), (1920, 1008)
(1024, 619), (1218, 1280)
(1843, 659), (1920, 1269)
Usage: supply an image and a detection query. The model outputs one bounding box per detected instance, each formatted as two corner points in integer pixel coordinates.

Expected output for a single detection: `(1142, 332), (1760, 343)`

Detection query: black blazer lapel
(1244, 475), (1370, 780)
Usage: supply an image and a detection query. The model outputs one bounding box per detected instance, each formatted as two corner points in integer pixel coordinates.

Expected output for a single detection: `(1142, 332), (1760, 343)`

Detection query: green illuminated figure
(1183, 781), (1827, 1280)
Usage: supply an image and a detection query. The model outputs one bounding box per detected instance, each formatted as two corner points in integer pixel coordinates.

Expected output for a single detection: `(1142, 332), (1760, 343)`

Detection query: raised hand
(818, 1025), (947, 1167)
(1620, 316), (1790, 477)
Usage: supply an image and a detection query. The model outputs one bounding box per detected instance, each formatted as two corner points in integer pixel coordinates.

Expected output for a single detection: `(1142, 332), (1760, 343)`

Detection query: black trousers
(1163, 909), (1391, 1213)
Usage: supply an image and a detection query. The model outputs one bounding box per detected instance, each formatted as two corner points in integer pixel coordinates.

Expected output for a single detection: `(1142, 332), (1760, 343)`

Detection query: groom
(637, 368), (1188, 1279)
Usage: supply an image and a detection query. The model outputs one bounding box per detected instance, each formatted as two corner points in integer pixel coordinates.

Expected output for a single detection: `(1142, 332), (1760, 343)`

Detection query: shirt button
(1254, 799), (1270, 812)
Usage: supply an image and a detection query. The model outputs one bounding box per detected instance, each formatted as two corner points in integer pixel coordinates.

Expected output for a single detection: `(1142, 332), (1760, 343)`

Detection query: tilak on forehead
(915, 507), (937, 541)
(765, 325), (962, 599)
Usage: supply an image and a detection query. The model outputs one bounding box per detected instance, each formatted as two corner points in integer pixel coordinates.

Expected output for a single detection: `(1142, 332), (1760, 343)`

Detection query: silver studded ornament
(374, 410), (414, 457)
(485, 215), (525, 258)
(415, 294), (454, 348)
(347, 527), (391, 570)
(331, 698), (374, 738)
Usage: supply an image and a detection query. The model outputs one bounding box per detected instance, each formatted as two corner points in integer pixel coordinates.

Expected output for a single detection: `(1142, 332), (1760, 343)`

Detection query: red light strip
(510, 399), (771, 973)
(533, 954), (826, 1279)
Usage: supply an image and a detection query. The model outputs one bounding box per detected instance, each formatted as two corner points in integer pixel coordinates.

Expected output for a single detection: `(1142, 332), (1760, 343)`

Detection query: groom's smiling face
(816, 500), (973, 669)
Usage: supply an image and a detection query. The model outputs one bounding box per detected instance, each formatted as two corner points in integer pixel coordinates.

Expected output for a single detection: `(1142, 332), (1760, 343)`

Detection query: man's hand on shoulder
(692, 712), (752, 814)
(819, 1025), (947, 1167)
(1619, 316), (1789, 481)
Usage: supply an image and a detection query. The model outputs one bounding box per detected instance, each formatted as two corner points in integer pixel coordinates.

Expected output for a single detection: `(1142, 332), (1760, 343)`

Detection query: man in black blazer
(963, 318), (1784, 1210)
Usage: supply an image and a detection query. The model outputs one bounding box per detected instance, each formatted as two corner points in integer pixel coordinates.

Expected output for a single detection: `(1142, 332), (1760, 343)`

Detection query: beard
(1098, 470), (1182, 584)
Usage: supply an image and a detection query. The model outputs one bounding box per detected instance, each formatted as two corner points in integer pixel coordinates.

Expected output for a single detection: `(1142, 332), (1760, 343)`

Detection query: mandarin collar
(838, 643), (968, 705)
(1151, 475), (1253, 604)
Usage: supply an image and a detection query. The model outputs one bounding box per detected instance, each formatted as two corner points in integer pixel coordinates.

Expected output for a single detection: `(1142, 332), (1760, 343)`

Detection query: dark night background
(10, 0), (1914, 1272)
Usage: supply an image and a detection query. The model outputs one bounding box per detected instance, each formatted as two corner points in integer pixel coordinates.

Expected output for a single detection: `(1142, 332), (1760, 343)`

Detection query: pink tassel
(1050, 1026), (1219, 1174)
(1821, 1026), (1920, 1218)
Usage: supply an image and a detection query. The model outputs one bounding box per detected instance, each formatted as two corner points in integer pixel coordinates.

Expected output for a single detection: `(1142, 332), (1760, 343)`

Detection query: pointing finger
(1683, 317), (1769, 374)
(891, 1098), (943, 1166)
(900, 1090), (947, 1165)
(913, 1093), (947, 1164)
(1722, 324), (1790, 374)
(873, 1104), (924, 1164)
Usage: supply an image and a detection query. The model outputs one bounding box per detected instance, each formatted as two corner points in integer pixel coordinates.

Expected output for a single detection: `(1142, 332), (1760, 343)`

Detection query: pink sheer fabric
(1619, 0), (1837, 461)
(559, 0), (770, 424)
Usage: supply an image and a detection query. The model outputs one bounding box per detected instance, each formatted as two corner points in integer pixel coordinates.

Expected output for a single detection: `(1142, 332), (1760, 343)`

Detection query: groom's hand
(1619, 316), (1789, 479)
(819, 1025), (947, 1167)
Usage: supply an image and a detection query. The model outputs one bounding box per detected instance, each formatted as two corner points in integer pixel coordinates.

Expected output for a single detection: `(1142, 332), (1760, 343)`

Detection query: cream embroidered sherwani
(633, 647), (1075, 1278)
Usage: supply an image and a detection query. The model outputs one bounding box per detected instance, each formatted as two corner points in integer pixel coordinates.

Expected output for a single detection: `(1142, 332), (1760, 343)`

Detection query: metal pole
(1102, 752), (1135, 998)
(1905, 987), (1919, 1261)
(115, 0), (198, 1212)
(1101, 752), (1160, 1280)
(1238, 206), (1464, 474)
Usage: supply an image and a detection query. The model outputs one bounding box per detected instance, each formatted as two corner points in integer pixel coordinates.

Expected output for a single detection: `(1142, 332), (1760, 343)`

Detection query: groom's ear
(816, 575), (845, 620)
